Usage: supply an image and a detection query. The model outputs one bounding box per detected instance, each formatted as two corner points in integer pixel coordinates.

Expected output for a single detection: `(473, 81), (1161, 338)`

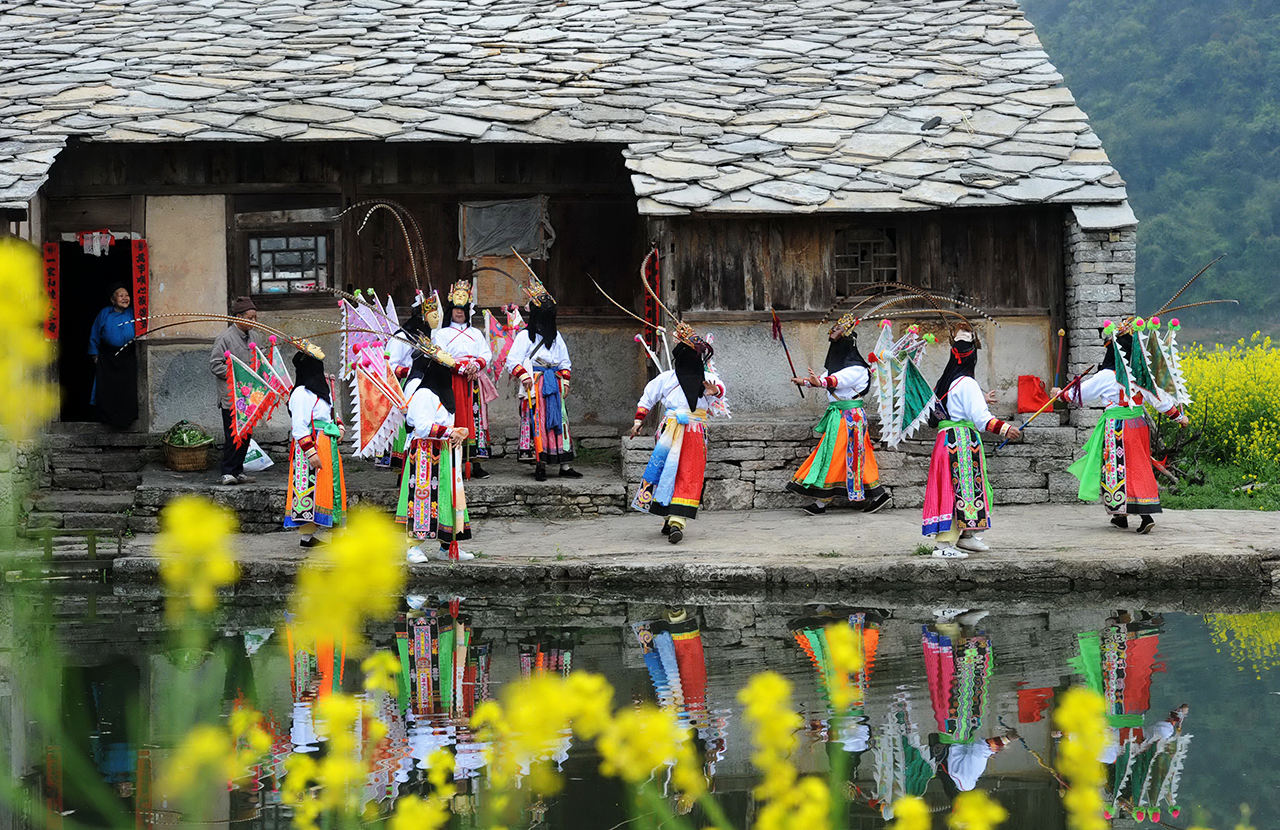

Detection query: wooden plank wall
(43, 141), (642, 314)
(656, 206), (1065, 317)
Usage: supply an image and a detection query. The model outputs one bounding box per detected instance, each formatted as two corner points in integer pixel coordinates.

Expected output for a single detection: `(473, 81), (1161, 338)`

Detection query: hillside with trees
(1021, 0), (1280, 330)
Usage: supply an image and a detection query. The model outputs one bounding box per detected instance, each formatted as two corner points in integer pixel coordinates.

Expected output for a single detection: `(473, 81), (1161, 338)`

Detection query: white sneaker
(221, 474), (238, 485)
(957, 534), (990, 553)
(933, 607), (967, 620)
(406, 546), (429, 564)
(956, 610), (990, 627)
(433, 548), (475, 562)
(931, 547), (969, 560)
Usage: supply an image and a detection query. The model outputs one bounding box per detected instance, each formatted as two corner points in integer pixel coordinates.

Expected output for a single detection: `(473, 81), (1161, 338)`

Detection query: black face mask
(673, 342), (706, 410)
(408, 355), (455, 414)
(1101, 333), (1134, 372)
(824, 334), (869, 377)
(933, 340), (978, 401)
(292, 352), (331, 404)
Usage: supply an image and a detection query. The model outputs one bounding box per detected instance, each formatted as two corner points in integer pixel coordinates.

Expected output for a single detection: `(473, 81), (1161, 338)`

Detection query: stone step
(30, 490), (136, 514)
(126, 459), (627, 530)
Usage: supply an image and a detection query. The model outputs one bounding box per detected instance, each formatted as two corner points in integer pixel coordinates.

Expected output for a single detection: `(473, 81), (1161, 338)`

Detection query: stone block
(702, 462), (742, 479)
(993, 487), (1049, 504)
(719, 424), (775, 441)
(53, 471), (102, 489)
(1047, 472), (1081, 501)
(994, 472), (1048, 489)
(708, 445), (764, 462)
(753, 490), (805, 509)
(1072, 284), (1120, 303)
(102, 472), (143, 490)
(701, 478), (754, 511)
(702, 603), (756, 630)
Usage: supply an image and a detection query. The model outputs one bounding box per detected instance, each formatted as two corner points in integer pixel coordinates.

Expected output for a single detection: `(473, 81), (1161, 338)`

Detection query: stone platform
(109, 504), (1280, 605)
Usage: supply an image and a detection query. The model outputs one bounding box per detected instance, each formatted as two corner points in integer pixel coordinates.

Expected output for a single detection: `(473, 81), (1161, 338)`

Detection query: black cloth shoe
(802, 503), (826, 516)
(1137, 515), (1155, 534)
(1110, 515), (1129, 530)
(863, 491), (891, 514)
(470, 463), (491, 480)
(661, 520), (672, 536)
(299, 536), (324, 548)
(534, 463), (547, 482)
(558, 467), (583, 478)
(668, 527), (684, 544)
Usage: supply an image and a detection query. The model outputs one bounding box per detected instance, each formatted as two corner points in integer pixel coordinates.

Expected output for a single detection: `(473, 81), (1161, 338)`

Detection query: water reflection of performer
(631, 607), (727, 777)
(1069, 610), (1191, 822)
(922, 610), (1016, 795)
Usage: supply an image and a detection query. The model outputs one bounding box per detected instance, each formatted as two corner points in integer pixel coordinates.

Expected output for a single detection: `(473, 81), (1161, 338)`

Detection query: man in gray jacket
(210, 296), (265, 485)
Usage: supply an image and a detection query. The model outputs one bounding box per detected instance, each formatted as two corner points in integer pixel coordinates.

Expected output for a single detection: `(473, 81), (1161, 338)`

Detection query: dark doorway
(57, 241), (133, 421)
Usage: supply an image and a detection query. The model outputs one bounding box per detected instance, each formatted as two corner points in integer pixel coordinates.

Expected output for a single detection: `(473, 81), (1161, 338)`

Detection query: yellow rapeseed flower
(362, 651), (402, 695)
(1205, 612), (1280, 678)
(155, 496), (239, 622)
(947, 790), (1008, 830)
(824, 621), (864, 712)
(597, 704), (703, 798)
(290, 507), (406, 652)
(0, 237), (56, 441)
(1054, 687), (1107, 830)
(738, 671), (828, 830)
(889, 795), (931, 830)
(161, 725), (233, 797)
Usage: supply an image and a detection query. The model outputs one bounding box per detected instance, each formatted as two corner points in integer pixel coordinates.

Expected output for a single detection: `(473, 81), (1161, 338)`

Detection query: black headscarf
(824, 332), (870, 378)
(672, 342), (707, 411)
(292, 351), (331, 404)
(400, 306), (428, 340)
(442, 297), (473, 329)
(408, 355), (455, 414)
(932, 337), (979, 401)
(528, 301), (558, 352)
(1100, 332), (1133, 372)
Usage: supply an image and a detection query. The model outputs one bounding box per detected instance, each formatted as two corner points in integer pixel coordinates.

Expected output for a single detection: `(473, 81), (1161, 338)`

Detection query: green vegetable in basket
(163, 419), (214, 447)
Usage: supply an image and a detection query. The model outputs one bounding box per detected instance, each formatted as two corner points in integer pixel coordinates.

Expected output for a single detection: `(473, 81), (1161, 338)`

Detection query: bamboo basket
(163, 441), (213, 472)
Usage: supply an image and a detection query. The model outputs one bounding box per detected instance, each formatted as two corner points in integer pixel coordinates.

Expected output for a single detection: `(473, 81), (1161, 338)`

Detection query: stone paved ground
(117, 505), (1280, 601)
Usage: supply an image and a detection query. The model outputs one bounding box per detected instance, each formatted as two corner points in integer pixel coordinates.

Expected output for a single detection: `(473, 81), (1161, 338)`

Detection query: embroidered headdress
(447, 278), (473, 307)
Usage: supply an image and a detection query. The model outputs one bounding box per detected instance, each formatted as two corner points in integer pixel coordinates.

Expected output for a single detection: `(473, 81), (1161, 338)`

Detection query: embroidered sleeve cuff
(1165, 404), (1182, 421)
(986, 418), (1010, 436)
(427, 424), (448, 439)
(556, 369), (572, 381)
(298, 435), (316, 453)
(824, 376), (837, 390)
(635, 407), (649, 421)
(394, 366), (409, 378)
(511, 365), (527, 380)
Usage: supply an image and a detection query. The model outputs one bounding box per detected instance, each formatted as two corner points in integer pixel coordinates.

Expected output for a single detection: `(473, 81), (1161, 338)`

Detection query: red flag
(1016, 375), (1052, 413)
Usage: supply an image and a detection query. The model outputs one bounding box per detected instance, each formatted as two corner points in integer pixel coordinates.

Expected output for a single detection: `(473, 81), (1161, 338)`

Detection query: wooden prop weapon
(993, 363), (1097, 452)
(769, 308), (804, 399)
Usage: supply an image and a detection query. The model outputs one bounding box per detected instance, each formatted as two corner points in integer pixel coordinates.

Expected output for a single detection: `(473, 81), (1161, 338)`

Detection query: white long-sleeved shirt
(405, 386), (455, 441)
(1070, 368), (1180, 415)
(504, 331), (572, 378)
(817, 364), (870, 403)
(941, 376), (1005, 434)
(386, 331), (416, 376)
(634, 369), (726, 419)
(288, 387), (335, 441)
(431, 322), (492, 375)
(945, 741), (996, 792)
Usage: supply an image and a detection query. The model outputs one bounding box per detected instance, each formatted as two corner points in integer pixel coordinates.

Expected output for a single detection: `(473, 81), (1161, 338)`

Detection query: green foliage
(162, 419), (214, 447)
(1161, 461), (1280, 511)
(1022, 0), (1280, 326)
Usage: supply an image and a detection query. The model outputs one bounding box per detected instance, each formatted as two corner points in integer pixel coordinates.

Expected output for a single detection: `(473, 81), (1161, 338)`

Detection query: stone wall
(1063, 217), (1138, 386)
(622, 418), (1083, 512)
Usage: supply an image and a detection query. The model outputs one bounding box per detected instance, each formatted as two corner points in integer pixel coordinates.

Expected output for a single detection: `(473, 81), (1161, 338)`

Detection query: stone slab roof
(0, 0), (1132, 226)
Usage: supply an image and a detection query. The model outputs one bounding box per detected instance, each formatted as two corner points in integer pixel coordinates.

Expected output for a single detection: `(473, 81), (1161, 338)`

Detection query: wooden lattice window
(248, 233), (332, 295)
(834, 227), (897, 296)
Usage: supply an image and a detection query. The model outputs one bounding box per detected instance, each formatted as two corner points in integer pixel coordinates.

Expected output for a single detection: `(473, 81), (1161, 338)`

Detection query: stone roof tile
(0, 0), (1128, 221)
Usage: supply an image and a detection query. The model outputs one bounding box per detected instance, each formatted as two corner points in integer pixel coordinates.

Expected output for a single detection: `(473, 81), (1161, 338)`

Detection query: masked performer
(399, 350), (473, 563)
(629, 331), (725, 544)
(504, 279), (580, 481)
(1059, 323), (1188, 534)
(788, 313), (889, 515)
(922, 325), (1021, 559)
(432, 280), (494, 479)
(285, 345), (346, 547)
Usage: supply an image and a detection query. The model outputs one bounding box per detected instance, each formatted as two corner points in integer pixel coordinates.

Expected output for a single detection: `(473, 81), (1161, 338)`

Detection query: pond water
(10, 586), (1280, 829)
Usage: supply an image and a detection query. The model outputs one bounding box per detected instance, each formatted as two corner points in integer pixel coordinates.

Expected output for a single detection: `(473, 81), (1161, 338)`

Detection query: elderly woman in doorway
(87, 284), (138, 429)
